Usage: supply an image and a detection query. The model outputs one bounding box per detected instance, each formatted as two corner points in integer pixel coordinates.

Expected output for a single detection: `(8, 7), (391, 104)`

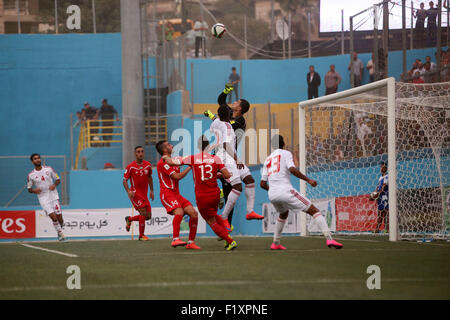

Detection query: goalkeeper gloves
(204, 109), (215, 120)
(223, 83), (234, 95)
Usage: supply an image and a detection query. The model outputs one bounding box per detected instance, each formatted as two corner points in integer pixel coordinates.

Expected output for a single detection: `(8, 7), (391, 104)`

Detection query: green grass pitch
(0, 235), (449, 300)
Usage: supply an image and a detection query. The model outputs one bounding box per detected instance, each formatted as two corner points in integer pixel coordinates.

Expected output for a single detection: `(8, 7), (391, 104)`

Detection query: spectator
(324, 64), (341, 95)
(104, 162), (115, 170)
(356, 117), (372, 157)
(227, 67), (241, 104)
(407, 60), (419, 78)
(422, 62), (434, 83)
(348, 52), (364, 87)
(73, 111), (84, 128)
(81, 102), (100, 146)
(97, 98), (120, 147)
(366, 53), (375, 83)
(413, 70), (425, 83)
(426, 1), (438, 42)
(425, 55), (437, 71)
(193, 16), (208, 58)
(306, 65), (321, 100)
(417, 60), (426, 81)
(414, 2), (427, 42)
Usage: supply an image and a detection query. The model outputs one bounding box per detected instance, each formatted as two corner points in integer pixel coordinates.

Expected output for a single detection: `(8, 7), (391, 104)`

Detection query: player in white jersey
(260, 135), (343, 250)
(210, 105), (263, 230)
(27, 153), (66, 241)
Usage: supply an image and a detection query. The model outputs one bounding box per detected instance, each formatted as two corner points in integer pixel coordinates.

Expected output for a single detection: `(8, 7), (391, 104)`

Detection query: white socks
(245, 183), (255, 214)
(273, 217), (287, 245)
(222, 188), (241, 220)
(313, 212), (333, 240)
(53, 221), (62, 233)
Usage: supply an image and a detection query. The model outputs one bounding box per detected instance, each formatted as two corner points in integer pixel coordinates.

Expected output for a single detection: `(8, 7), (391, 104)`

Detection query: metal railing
(74, 118), (167, 169)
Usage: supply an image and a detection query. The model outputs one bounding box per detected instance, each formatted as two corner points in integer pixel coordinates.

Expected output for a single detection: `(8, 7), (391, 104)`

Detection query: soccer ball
(370, 192), (379, 200)
(211, 23), (226, 38)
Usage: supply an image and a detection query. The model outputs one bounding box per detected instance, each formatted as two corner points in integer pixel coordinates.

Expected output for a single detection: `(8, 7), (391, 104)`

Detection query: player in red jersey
(155, 140), (201, 249)
(163, 136), (237, 250)
(123, 146), (154, 241)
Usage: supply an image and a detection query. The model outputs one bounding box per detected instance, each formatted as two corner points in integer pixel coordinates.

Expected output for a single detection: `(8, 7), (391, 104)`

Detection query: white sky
(320, 0), (449, 32)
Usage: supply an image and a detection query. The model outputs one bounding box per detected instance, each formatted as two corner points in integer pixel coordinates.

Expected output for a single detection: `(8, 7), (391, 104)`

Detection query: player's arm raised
(288, 167), (317, 187)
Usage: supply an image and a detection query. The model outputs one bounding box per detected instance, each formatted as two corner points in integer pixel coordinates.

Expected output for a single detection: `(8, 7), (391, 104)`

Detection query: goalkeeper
(204, 84), (263, 229)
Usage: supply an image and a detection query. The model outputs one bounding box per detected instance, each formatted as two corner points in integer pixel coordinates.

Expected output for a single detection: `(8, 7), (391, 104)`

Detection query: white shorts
(269, 188), (312, 213)
(41, 199), (62, 216)
(225, 161), (251, 186)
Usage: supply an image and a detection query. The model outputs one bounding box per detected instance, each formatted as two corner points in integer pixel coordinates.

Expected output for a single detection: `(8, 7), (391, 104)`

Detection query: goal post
(298, 78), (449, 241)
(298, 78), (398, 240)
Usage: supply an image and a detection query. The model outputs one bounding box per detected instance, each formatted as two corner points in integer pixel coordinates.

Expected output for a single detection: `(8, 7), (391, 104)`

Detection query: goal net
(298, 78), (450, 241)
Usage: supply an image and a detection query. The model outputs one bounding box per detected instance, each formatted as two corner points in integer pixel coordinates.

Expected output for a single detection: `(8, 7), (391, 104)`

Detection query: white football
(370, 192), (379, 200)
(211, 23), (226, 38)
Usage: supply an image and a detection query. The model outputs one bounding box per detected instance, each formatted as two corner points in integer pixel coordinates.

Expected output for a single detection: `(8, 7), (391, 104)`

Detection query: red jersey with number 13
(181, 153), (225, 196)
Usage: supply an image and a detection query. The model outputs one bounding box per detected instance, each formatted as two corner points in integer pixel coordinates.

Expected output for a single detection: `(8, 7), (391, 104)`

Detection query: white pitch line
(20, 243), (78, 258)
(1, 278), (449, 292)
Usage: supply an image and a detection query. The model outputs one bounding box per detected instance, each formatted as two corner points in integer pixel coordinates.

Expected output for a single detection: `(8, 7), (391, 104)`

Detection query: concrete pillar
(121, 0), (145, 168)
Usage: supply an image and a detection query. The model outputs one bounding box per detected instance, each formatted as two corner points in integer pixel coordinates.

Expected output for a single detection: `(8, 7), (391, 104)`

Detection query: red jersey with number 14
(181, 153), (225, 196)
(157, 158), (182, 195)
(123, 160), (152, 196)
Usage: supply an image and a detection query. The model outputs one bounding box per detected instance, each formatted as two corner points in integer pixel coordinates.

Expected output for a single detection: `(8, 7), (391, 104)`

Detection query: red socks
(129, 215), (140, 222)
(210, 221), (233, 244)
(188, 216), (198, 241)
(138, 214), (146, 237)
(172, 214), (183, 239)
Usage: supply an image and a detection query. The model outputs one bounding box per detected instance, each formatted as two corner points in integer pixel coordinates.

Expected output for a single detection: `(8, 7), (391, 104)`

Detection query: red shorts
(161, 191), (192, 214)
(130, 193), (151, 213)
(196, 191), (220, 219)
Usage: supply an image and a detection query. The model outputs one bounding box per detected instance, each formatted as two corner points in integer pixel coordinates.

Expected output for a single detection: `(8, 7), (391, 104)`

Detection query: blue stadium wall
(1, 33), (447, 238)
(1, 33), (445, 159)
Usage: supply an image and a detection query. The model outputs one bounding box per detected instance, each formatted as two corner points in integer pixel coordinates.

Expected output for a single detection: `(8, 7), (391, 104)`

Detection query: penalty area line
(20, 243), (78, 258)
